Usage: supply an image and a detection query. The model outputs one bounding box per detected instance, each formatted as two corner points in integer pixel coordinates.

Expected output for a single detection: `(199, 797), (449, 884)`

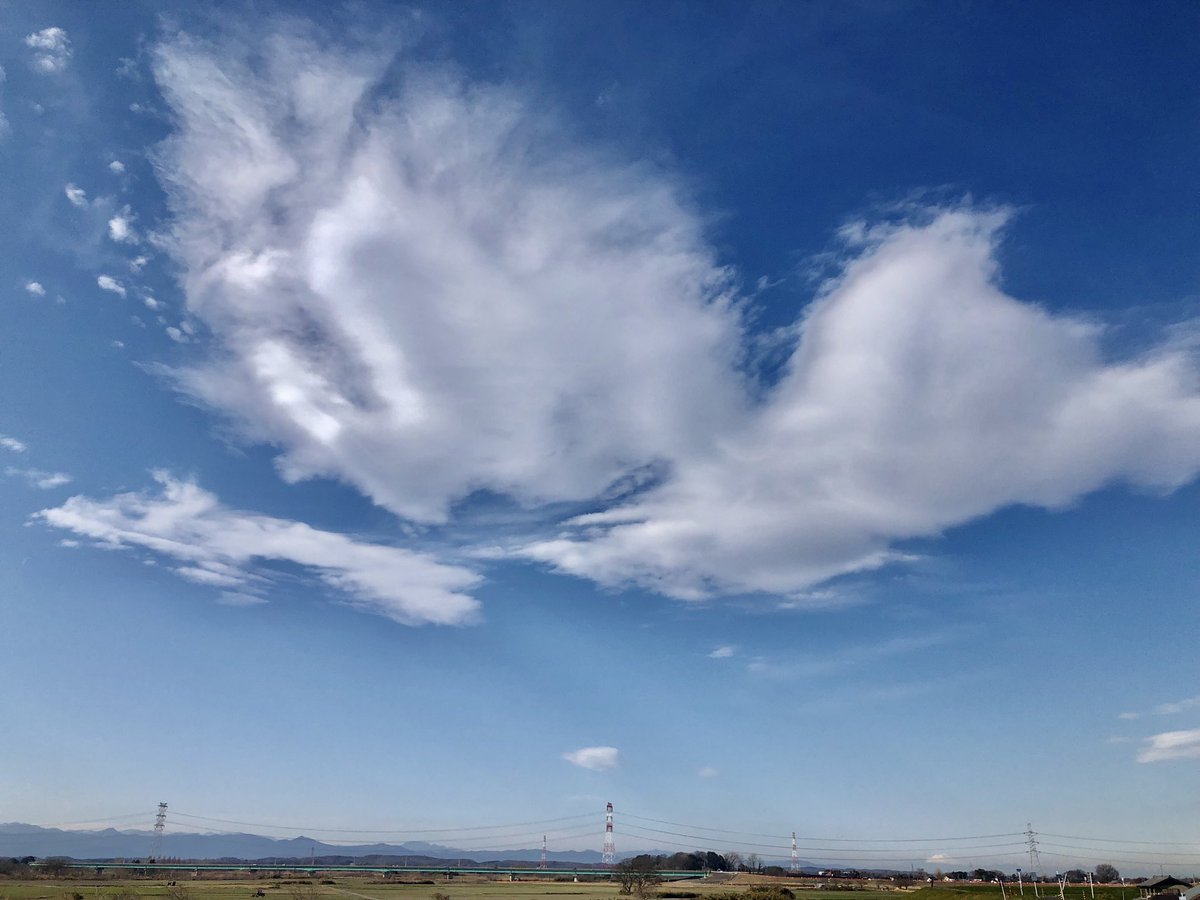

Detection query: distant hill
(0, 823), (647, 865)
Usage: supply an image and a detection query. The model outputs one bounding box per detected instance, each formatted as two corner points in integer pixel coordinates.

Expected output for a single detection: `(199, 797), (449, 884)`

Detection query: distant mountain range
(0, 823), (683, 865)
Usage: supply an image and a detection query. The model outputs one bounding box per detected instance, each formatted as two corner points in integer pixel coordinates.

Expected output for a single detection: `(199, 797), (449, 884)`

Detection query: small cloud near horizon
(708, 645), (736, 659)
(1137, 729), (1200, 763)
(1154, 696), (1200, 715)
(562, 746), (621, 772)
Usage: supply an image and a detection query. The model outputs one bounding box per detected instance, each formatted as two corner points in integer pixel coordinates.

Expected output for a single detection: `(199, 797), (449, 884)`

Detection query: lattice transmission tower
(1026, 823), (1041, 896)
(603, 802), (615, 865)
(791, 832), (799, 871)
(152, 802), (168, 861)
(541, 835), (547, 869)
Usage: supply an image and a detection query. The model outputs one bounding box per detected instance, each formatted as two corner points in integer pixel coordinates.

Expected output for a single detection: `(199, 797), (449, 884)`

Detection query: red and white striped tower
(540, 835), (547, 869)
(791, 832), (799, 871)
(602, 802), (615, 865)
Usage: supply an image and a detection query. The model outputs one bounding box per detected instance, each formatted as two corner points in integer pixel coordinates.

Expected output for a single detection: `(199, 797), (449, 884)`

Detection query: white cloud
(218, 591), (268, 606)
(696, 766), (719, 778)
(108, 209), (138, 243)
(1117, 711), (1142, 721)
(1154, 696), (1200, 715)
(65, 183), (88, 207)
(116, 57), (139, 80)
(111, 340), (125, 349)
(35, 472), (482, 626)
(97, 275), (127, 298)
(165, 326), (187, 343)
(1137, 729), (1200, 763)
(149, 32), (1200, 606)
(562, 746), (621, 771)
(25, 27), (72, 74)
(130, 255), (150, 272)
(7, 468), (72, 489)
(25, 281), (46, 296)
(152, 31), (742, 525)
(143, 296), (162, 310)
(109, 160), (126, 174)
(708, 645), (736, 659)
(524, 211), (1200, 599)
(1, 435), (28, 453)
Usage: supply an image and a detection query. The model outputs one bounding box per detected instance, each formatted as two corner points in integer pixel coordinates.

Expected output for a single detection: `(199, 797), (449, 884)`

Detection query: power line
(39, 813), (150, 827)
(622, 821), (1025, 855)
(1039, 833), (1200, 848)
(168, 810), (595, 835)
(622, 813), (1025, 843)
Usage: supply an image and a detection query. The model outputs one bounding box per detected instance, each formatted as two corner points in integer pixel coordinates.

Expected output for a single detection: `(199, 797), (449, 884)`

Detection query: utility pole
(1018, 868), (1024, 896)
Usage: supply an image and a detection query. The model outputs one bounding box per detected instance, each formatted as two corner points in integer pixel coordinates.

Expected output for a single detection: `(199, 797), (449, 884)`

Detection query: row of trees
(930, 866), (1122, 884)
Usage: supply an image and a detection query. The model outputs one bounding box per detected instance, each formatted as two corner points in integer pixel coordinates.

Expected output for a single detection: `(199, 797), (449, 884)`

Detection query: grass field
(0, 877), (1149, 900)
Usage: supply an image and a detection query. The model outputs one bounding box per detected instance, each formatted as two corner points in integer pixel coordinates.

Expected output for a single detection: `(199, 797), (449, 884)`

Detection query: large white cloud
(36, 473), (482, 626)
(525, 212), (1200, 598)
(153, 30), (744, 525)
(148, 30), (1200, 605)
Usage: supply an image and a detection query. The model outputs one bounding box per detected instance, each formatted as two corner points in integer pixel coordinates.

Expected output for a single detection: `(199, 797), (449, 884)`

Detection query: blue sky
(2, 0), (1199, 875)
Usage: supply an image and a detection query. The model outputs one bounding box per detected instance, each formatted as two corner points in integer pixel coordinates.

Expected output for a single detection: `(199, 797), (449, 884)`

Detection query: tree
(704, 851), (728, 871)
(40, 857), (72, 876)
(614, 856), (661, 898)
(1064, 870), (1087, 884)
(747, 853), (762, 872)
(1094, 865), (1120, 884)
(725, 852), (743, 871)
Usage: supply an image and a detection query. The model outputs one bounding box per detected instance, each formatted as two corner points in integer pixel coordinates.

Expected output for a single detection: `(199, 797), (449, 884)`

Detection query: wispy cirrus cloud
(562, 746), (621, 771)
(0, 65), (8, 139)
(1137, 729), (1200, 763)
(7, 467), (72, 489)
(1153, 696), (1200, 716)
(708, 645), (736, 659)
(36, 473), (482, 626)
(146, 28), (1200, 610)
(0, 435), (28, 453)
